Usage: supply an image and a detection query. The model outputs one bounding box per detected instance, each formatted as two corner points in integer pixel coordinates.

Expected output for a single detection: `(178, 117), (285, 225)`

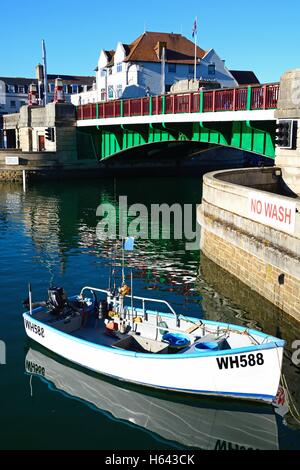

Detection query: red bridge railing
(76, 83), (280, 121)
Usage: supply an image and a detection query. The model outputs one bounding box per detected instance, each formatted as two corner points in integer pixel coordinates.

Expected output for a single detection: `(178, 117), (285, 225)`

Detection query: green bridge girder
(96, 120), (276, 160)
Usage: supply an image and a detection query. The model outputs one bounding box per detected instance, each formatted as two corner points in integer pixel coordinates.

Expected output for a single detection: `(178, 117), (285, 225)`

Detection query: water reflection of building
(0, 183), (65, 274)
(25, 347), (279, 450)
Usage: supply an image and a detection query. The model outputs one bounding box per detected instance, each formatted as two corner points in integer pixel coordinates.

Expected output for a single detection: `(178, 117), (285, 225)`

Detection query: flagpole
(194, 17), (198, 82)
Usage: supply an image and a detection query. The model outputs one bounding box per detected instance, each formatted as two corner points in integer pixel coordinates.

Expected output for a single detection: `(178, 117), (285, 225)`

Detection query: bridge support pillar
(275, 69), (300, 196)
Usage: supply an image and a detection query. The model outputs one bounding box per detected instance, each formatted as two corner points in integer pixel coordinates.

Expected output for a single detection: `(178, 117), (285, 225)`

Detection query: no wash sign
(248, 192), (296, 234)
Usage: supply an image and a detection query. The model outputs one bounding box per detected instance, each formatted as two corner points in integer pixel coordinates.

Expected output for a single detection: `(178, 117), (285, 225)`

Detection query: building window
(10, 100), (16, 108)
(117, 85), (122, 98)
(49, 83), (55, 93)
(100, 89), (106, 101)
(72, 84), (78, 94)
(108, 86), (114, 99)
(63, 85), (69, 94)
(7, 84), (16, 93)
(18, 85), (25, 94)
(117, 63), (122, 73)
(168, 63), (176, 73)
(208, 63), (216, 76)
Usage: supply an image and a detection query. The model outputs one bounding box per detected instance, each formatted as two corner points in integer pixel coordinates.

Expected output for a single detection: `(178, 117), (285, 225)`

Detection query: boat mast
(131, 268), (134, 328)
(28, 283), (33, 316)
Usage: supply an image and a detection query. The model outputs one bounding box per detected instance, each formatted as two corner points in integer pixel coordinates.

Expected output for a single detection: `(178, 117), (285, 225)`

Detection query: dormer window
(208, 63), (216, 76)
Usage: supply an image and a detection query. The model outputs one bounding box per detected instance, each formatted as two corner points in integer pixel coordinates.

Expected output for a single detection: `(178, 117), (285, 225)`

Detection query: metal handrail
(79, 286), (178, 322)
(76, 82), (280, 120)
(80, 286), (109, 297)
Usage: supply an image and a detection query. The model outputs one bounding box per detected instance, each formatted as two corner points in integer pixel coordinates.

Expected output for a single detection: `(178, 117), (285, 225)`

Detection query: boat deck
(72, 319), (118, 348)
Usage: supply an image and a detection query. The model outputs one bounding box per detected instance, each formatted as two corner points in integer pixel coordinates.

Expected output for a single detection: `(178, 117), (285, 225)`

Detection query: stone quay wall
(198, 167), (300, 323)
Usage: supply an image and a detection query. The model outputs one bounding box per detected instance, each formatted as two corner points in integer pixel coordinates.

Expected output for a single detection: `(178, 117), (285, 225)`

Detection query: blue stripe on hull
(23, 314), (285, 359)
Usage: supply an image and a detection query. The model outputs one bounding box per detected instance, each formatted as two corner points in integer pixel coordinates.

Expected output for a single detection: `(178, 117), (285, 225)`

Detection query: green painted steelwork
(199, 92), (204, 113)
(95, 119), (276, 160)
(246, 86), (252, 111)
(162, 95), (166, 115)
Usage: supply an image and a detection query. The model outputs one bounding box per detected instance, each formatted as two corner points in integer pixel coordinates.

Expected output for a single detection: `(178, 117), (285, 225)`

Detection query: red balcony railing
(235, 88), (248, 110)
(76, 83), (280, 120)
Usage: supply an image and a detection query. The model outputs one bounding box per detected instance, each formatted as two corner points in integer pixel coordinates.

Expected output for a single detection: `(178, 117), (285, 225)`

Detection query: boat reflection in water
(25, 347), (280, 450)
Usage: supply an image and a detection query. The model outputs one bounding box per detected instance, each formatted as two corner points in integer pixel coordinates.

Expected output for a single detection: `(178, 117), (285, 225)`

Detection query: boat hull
(25, 347), (280, 450)
(23, 313), (283, 403)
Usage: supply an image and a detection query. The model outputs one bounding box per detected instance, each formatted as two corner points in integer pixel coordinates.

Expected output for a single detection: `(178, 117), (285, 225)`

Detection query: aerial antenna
(42, 40), (48, 105)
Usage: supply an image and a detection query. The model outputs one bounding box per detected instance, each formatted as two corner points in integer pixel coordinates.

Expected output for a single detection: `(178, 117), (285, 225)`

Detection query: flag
(192, 17), (198, 38)
(123, 237), (135, 251)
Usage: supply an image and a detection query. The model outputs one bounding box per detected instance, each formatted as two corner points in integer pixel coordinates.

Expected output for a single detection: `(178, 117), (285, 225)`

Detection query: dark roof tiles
(0, 74), (95, 86)
(229, 70), (260, 85)
(105, 31), (206, 67)
(125, 31), (206, 64)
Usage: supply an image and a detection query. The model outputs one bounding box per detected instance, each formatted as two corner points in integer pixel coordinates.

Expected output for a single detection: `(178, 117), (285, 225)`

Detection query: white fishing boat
(25, 347), (280, 450)
(23, 279), (285, 403)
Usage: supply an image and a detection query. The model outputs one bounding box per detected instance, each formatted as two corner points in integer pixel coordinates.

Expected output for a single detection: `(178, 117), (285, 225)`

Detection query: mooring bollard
(0, 340), (6, 365)
(23, 169), (26, 192)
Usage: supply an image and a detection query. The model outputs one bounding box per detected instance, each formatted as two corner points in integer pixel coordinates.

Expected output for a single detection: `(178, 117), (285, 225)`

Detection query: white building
(0, 74), (95, 147)
(71, 31), (259, 106)
(0, 74), (95, 115)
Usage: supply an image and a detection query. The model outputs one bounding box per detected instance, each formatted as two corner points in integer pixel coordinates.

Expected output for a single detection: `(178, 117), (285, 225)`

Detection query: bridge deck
(76, 83), (279, 125)
(75, 84), (279, 160)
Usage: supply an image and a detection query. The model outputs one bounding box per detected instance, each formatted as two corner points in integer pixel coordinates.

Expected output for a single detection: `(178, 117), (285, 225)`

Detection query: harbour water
(0, 176), (300, 450)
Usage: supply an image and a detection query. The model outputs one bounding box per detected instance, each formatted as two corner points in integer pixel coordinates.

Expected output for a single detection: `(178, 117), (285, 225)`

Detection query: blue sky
(1, 0), (299, 83)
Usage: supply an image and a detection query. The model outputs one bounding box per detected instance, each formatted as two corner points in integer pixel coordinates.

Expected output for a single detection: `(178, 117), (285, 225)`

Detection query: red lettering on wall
(285, 208), (292, 225)
(251, 199), (262, 215)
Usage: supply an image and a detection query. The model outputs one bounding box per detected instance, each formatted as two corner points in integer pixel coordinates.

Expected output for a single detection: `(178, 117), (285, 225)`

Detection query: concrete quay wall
(198, 167), (300, 322)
